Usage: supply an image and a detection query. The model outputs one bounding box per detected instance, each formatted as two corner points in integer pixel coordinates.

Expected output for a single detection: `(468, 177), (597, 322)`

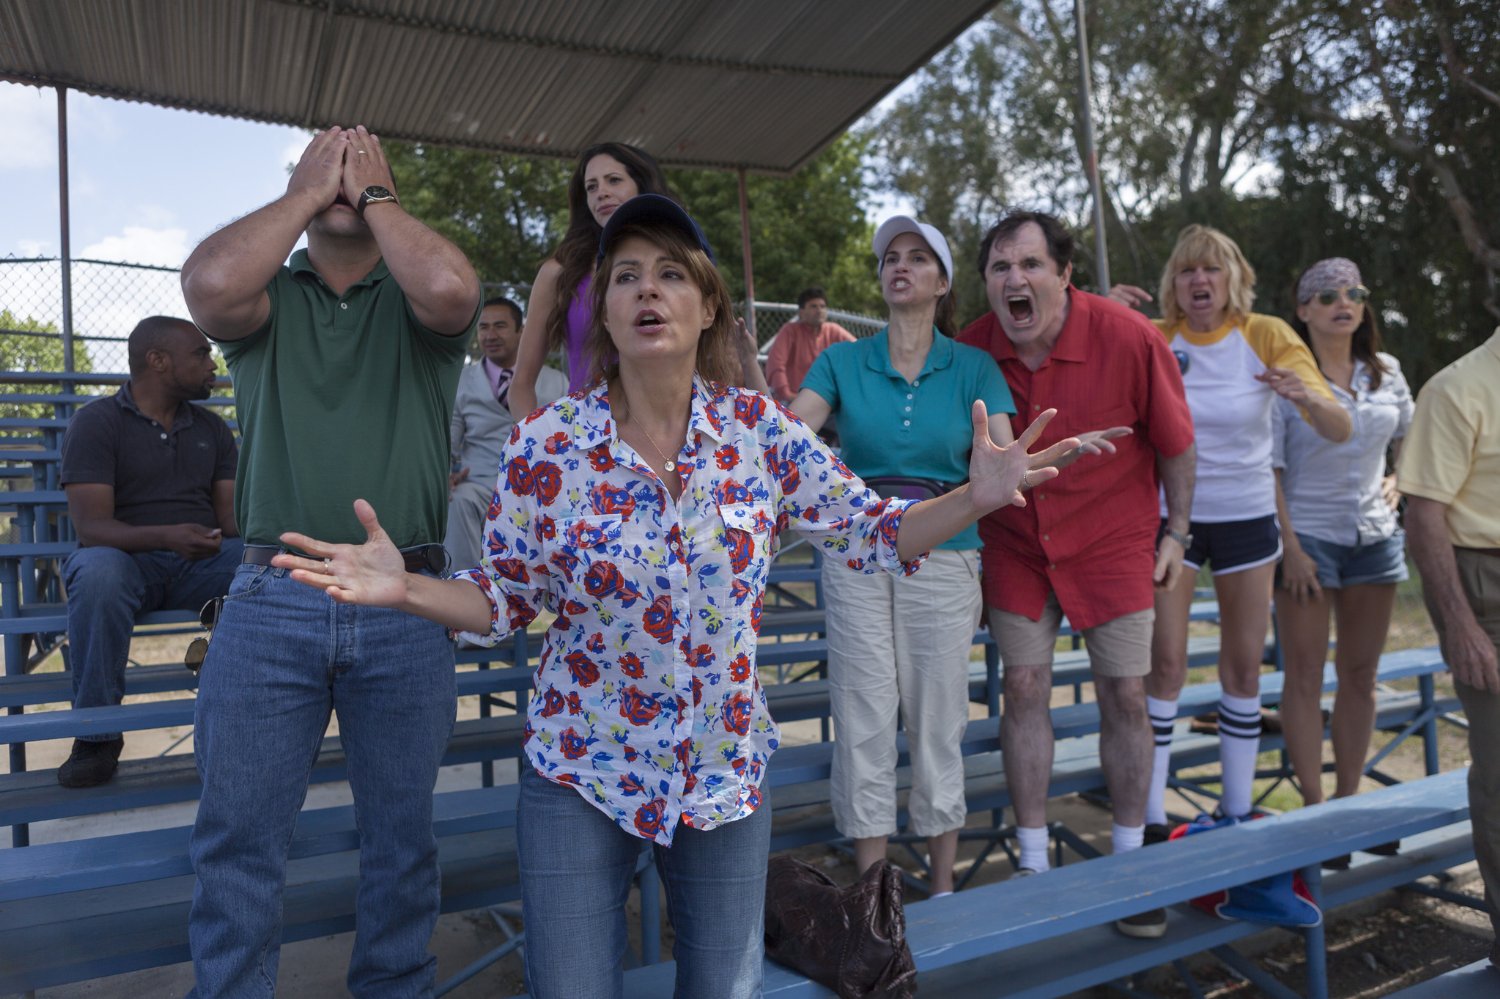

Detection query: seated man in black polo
(57, 316), (242, 787)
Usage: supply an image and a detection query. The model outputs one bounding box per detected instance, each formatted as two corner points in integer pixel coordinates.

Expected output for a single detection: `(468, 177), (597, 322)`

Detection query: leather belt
(242, 543), (448, 574)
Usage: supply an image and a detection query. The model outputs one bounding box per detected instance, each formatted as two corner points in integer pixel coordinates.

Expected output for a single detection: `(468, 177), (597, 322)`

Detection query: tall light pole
(1074, 0), (1111, 291)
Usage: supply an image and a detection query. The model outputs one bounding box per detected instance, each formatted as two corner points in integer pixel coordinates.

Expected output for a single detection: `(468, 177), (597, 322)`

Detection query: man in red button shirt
(958, 211), (1195, 938)
(763, 286), (856, 404)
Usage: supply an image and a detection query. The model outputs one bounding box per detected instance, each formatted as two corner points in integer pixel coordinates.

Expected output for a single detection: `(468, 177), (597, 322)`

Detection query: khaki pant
(824, 548), (982, 839)
(1445, 548), (1500, 957)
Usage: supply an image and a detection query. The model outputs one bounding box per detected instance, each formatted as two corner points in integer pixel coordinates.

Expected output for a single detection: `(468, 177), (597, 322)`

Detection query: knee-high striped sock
(1145, 696), (1177, 826)
(1218, 693), (1263, 819)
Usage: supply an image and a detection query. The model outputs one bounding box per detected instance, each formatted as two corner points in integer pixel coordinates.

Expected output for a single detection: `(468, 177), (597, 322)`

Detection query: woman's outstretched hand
(967, 402), (1079, 513)
(273, 499), (410, 607)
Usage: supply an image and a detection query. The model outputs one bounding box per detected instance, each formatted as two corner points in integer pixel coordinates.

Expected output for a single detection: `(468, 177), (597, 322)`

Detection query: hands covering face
(286, 125), (398, 215)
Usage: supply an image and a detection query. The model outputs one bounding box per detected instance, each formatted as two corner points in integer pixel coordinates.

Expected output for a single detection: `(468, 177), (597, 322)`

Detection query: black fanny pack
(862, 475), (962, 502)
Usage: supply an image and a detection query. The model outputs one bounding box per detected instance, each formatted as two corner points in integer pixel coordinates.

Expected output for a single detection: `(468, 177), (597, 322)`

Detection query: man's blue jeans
(186, 564), (456, 998)
(516, 764), (771, 999)
(63, 541), (245, 741)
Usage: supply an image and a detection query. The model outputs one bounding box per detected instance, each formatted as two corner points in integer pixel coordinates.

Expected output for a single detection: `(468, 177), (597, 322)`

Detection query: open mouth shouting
(1007, 294), (1036, 326)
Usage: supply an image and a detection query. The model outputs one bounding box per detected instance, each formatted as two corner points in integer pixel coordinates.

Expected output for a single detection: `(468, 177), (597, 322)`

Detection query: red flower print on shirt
(734, 394), (766, 427)
(618, 652), (646, 678)
(588, 447), (617, 472)
(723, 691), (753, 735)
(494, 558), (530, 584)
(532, 460), (563, 505)
(634, 799), (666, 838)
(619, 684), (663, 726)
(729, 653), (752, 682)
(505, 455), (534, 496)
(716, 479), (752, 505)
(538, 687), (565, 717)
(725, 528), (754, 574)
(643, 595), (674, 644)
(592, 481), (637, 519)
(544, 431), (569, 454)
(566, 520), (613, 550)
(565, 651), (601, 687)
(714, 443), (740, 470)
(559, 727), (590, 759)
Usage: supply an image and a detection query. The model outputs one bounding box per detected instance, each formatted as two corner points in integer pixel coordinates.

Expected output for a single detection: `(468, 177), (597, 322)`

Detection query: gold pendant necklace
(633, 419), (679, 473)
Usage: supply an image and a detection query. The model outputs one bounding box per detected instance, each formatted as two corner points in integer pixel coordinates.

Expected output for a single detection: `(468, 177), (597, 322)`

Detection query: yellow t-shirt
(1397, 328), (1500, 548)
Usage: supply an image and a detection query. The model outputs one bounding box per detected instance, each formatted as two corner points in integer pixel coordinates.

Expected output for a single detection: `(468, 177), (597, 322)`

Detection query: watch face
(363, 185), (393, 200)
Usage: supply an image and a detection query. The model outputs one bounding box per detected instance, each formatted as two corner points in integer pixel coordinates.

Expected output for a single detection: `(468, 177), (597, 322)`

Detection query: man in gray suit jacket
(445, 296), (568, 569)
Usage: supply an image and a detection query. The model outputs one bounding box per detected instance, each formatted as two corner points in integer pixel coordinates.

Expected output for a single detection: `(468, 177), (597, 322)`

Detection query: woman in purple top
(510, 142), (677, 416)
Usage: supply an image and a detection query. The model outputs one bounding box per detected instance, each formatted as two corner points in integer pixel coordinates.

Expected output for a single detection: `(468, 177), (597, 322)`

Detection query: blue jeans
(63, 540), (244, 741)
(516, 764), (770, 999)
(187, 564), (456, 998)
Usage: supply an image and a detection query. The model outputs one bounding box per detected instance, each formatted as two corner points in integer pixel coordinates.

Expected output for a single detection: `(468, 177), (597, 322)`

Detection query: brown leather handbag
(763, 856), (918, 998)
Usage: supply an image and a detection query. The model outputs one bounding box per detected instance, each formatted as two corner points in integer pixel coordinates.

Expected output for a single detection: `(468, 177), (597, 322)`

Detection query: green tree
(1, 309), (95, 419)
(383, 134), (882, 336)
(868, 0), (1497, 384)
(669, 134), (881, 321)
(382, 143), (571, 294)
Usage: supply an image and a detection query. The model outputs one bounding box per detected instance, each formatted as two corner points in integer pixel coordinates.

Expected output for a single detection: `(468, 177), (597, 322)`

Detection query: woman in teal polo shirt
(791, 216), (1016, 895)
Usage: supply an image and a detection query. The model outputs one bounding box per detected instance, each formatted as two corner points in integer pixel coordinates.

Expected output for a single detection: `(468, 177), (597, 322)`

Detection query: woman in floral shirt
(273, 195), (1075, 999)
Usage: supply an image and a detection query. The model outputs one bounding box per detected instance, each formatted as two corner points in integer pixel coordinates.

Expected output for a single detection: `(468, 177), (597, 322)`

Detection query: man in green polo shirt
(179, 125), (480, 997)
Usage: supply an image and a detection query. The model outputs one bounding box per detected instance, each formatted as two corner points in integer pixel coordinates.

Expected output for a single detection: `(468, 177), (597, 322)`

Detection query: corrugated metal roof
(0, 0), (995, 173)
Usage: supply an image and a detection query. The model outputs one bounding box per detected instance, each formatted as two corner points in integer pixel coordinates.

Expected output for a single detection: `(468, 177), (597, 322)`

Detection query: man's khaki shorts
(988, 593), (1153, 678)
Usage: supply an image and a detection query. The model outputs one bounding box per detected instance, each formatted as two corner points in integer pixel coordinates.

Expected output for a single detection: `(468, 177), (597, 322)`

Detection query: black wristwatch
(356, 185), (399, 216)
(1164, 527), (1193, 548)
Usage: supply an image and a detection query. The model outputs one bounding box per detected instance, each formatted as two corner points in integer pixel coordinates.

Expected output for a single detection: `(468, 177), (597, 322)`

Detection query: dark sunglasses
(1313, 285), (1370, 306)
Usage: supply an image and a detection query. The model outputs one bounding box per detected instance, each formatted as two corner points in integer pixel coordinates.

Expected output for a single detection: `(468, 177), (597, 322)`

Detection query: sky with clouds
(0, 78), (912, 346)
(1, 82), (308, 266)
(1, 82), (310, 340)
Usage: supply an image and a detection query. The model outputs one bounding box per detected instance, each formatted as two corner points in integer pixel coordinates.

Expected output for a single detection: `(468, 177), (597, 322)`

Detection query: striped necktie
(494, 366), (513, 409)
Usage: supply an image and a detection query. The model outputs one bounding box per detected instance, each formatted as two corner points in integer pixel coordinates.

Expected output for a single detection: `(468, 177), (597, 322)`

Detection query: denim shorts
(1290, 530), (1409, 589)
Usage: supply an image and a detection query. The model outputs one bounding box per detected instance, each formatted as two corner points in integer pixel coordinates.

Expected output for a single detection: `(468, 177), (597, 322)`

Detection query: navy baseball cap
(596, 194), (716, 265)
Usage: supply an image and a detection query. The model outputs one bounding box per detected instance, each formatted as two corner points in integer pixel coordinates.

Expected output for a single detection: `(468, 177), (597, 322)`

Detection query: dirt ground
(11, 573), (1495, 998)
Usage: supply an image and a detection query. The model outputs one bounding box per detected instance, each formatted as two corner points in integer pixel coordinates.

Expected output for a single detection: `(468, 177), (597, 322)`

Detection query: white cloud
(0, 86), (58, 170)
(18, 239), (50, 256)
(80, 225), (191, 267)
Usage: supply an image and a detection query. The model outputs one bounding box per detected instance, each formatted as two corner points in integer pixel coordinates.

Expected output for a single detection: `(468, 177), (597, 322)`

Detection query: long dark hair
(1289, 266), (1390, 390)
(546, 143), (676, 356)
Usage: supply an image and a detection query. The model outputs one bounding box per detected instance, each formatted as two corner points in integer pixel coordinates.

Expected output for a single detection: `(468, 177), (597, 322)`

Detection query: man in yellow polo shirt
(1399, 326), (1500, 967)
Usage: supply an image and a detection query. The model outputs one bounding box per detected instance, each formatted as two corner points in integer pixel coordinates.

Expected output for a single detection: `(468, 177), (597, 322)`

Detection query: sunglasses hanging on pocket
(185, 596), (224, 673)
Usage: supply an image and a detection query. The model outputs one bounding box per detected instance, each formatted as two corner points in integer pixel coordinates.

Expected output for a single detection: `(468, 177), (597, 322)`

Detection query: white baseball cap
(872, 215), (953, 279)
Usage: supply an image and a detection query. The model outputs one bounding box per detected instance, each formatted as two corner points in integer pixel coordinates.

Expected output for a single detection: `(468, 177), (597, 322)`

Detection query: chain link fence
(2, 257), (888, 386)
(742, 301), (885, 347)
(1, 255), (188, 376)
